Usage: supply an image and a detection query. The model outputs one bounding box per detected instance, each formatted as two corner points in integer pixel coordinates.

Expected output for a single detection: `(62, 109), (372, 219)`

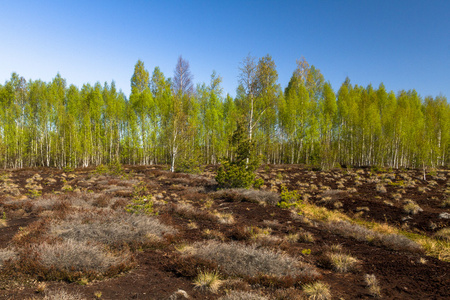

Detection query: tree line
(0, 55), (448, 170)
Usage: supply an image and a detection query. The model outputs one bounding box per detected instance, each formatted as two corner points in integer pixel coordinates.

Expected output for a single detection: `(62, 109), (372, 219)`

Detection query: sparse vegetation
(0, 165), (448, 299)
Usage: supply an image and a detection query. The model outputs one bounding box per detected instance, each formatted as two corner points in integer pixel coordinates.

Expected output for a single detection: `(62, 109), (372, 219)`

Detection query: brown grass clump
(435, 228), (450, 241)
(285, 231), (315, 244)
(0, 248), (17, 267)
(364, 274), (382, 298)
(325, 252), (359, 273)
(326, 220), (422, 253)
(440, 198), (450, 208)
(214, 189), (280, 206)
(202, 229), (226, 241)
(43, 289), (86, 300)
(170, 202), (214, 221)
(403, 199), (423, 215)
(273, 288), (304, 300)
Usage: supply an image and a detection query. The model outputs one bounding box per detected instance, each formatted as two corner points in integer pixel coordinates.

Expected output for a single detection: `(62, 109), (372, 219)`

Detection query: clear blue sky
(1, 0), (449, 99)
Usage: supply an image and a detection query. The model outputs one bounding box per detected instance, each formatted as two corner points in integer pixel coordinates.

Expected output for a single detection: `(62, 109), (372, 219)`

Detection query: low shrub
(125, 195), (157, 215)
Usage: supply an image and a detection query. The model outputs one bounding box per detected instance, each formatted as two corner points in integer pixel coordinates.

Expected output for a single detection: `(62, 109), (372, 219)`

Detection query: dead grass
(326, 220), (422, 253)
(219, 290), (269, 300)
(214, 189), (280, 206)
(0, 248), (17, 267)
(325, 252), (359, 273)
(435, 228), (450, 241)
(440, 198), (450, 208)
(365, 274), (382, 298)
(186, 241), (320, 280)
(33, 239), (132, 274)
(42, 289), (86, 300)
(302, 281), (331, 300)
(403, 199), (423, 215)
(193, 270), (222, 293)
(50, 211), (176, 247)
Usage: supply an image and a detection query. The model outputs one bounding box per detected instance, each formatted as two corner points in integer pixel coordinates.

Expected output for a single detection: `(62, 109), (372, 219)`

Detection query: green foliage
(216, 122), (261, 188)
(253, 177), (264, 189)
(63, 166), (74, 173)
(388, 180), (404, 186)
(175, 156), (203, 174)
(125, 195), (157, 215)
(301, 248), (311, 255)
(27, 189), (42, 198)
(277, 185), (302, 209)
(0, 59), (449, 170)
(95, 161), (126, 177)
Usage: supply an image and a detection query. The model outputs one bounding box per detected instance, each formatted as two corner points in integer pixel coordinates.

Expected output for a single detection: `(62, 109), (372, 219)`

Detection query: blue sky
(1, 0), (449, 99)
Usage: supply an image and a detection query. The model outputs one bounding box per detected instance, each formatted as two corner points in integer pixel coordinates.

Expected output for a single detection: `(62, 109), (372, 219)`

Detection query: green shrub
(175, 157), (203, 174)
(125, 195), (157, 215)
(277, 186), (301, 209)
(95, 161), (126, 177)
(216, 122), (261, 189)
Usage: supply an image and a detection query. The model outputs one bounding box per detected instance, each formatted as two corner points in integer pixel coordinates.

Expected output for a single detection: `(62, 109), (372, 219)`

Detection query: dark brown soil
(0, 165), (449, 299)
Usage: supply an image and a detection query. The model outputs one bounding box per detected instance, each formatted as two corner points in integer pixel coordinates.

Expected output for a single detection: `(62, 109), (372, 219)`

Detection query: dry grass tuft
(187, 241), (320, 280)
(214, 189), (280, 206)
(365, 274), (382, 298)
(43, 289), (86, 300)
(219, 290), (269, 300)
(302, 281), (331, 300)
(193, 270), (222, 293)
(285, 231), (315, 243)
(50, 211), (176, 246)
(403, 200), (423, 215)
(440, 198), (450, 208)
(0, 248), (17, 267)
(202, 229), (226, 241)
(326, 252), (359, 273)
(435, 228), (450, 241)
(326, 220), (422, 253)
(34, 239), (132, 274)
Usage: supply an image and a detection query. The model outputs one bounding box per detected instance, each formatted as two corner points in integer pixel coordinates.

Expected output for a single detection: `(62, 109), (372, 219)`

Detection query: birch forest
(1, 55), (448, 170)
